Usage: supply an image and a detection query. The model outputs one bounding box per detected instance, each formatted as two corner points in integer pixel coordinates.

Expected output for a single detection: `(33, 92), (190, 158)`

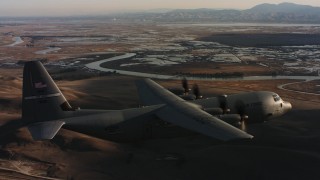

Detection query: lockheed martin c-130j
(0, 61), (291, 142)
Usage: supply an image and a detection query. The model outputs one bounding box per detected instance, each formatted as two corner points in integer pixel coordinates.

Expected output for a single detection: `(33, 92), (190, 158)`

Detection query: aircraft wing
(135, 79), (253, 141)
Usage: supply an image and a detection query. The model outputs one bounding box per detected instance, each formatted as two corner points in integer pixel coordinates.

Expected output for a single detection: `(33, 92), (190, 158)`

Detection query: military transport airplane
(13, 61), (253, 142)
(0, 61), (291, 141)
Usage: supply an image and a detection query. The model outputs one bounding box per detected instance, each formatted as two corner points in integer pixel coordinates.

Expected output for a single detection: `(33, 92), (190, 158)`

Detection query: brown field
(103, 61), (273, 76)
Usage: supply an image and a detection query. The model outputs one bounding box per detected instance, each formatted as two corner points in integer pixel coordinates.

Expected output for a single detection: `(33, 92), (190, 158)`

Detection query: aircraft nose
(283, 101), (292, 113)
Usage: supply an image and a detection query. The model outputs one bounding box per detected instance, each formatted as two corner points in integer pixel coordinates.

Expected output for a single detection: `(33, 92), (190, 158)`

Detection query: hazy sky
(1, 0), (320, 16)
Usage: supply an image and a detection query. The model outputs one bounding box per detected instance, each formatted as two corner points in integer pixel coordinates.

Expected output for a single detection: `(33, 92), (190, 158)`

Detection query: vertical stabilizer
(22, 61), (73, 124)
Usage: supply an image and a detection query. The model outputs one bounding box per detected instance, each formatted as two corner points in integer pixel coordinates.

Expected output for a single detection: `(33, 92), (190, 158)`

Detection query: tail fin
(22, 61), (71, 140)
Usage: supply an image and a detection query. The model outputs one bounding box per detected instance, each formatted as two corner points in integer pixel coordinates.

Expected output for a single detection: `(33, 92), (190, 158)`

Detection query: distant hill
(115, 3), (320, 23)
(242, 2), (320, 23)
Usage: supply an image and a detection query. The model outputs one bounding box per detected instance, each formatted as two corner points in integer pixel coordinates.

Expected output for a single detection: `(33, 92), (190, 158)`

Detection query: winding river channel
(7, 37), (24, 47)
(85, 53), (320, 95)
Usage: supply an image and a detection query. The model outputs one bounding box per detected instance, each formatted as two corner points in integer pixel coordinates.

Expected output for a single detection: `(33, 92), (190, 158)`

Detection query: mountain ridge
(116, 3), (320, 23)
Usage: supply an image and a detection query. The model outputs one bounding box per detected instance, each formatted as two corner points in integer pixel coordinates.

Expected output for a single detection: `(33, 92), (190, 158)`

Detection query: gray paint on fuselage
(193, 91), (291, 123)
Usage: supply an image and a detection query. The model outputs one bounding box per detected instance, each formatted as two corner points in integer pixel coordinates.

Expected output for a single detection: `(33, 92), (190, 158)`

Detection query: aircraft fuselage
(193, 91), (292, 123)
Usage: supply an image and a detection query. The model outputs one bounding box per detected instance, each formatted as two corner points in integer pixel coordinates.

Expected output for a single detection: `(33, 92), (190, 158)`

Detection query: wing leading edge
(136, 79), (253, 141)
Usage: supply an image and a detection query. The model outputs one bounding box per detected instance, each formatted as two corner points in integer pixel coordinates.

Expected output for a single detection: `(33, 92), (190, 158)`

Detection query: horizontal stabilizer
(27, 121), (65, 140)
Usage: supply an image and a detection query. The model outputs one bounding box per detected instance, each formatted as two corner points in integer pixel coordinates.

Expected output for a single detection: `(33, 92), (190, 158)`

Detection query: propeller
(240, 120), (247, 132)
(234, 100), (248, 131)
(182, 77), (189, 94)
(192, 84), (203, 99)
(218, 95), (229, 114)
(182, 78), (203, 99)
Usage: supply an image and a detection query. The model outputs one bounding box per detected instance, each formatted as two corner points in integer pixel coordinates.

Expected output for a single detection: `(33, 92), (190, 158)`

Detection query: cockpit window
(273, 94), (281, 102)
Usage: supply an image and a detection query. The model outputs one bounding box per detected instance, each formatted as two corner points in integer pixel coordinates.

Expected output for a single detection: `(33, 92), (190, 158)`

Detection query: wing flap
(27, 121), (65, 140)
